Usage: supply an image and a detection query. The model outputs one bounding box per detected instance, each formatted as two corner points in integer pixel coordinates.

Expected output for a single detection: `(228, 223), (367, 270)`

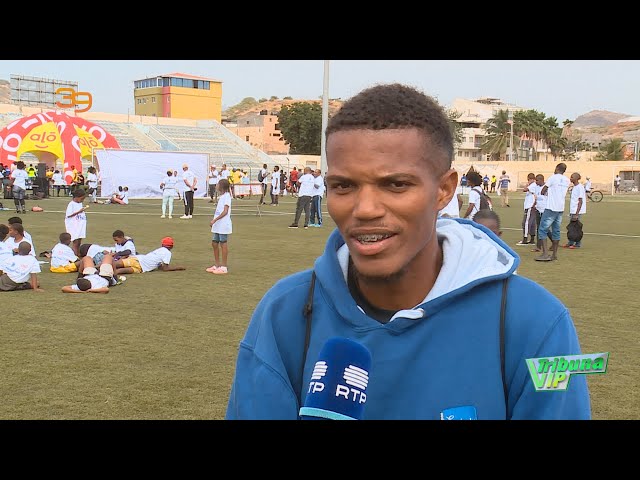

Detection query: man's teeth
(356, 234), (392, 243)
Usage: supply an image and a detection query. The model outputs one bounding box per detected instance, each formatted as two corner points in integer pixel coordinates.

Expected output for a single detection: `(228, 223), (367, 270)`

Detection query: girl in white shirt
(9, 161), (29, 214)
(160, 170), (179, 218)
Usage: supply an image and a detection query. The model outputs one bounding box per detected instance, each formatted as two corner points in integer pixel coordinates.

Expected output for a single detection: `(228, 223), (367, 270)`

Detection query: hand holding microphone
(299, 337), (372, 420)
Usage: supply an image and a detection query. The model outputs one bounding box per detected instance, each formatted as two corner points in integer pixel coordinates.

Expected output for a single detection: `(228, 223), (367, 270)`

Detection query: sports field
(1, 191), (638, 419)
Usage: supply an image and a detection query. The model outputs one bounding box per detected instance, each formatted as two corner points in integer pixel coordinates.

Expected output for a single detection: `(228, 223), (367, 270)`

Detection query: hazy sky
(1, 60), (638, 121)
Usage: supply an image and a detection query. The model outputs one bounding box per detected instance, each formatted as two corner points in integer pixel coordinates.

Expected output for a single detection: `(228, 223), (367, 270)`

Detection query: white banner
(95, 150), (209, 199)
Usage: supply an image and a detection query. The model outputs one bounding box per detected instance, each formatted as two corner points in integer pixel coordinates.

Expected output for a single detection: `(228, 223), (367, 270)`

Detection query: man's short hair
(325, 83), (453, 175)
(18, 241), (31, 255)
(76, 278), (92, 291)
(9, 223), (24, 235)
(72, 189), (86, 199)
(473, 209), (501, 229)
(7, 216), (22, 225)
(79, 244), (92, 257)
(59, 232), (71, 243)
(556, 163), (567, 174)
(112, 230), (124, 238)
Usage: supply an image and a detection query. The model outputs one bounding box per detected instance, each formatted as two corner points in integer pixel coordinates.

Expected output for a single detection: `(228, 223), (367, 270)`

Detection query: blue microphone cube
(299, 337), (372, 420)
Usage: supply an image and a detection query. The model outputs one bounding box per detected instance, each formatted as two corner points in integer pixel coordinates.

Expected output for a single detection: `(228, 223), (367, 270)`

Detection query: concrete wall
(267, 154), (639, 193)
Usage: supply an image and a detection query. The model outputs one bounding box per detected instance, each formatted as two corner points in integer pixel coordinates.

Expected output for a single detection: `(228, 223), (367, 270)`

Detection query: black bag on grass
(566, 219), (583, 243)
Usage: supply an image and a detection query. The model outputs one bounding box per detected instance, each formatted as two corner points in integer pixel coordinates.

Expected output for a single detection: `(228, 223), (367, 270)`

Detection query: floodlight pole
(321, 60), (330, 174)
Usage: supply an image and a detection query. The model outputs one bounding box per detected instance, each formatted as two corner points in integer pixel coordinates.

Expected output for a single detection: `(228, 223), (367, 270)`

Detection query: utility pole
(507, 110), (514, 161)
(321, 60), (330, 174)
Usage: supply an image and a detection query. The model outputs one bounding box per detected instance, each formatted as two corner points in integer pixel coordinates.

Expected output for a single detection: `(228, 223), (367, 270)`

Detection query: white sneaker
(188, 215), (193, 219)
(180, 215), (189, 219)
(160, 215), (166, 218)
(168, 215), (173, 219)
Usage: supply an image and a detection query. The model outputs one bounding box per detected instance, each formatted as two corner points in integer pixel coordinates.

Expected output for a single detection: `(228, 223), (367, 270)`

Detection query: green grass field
(1, 191), (638, 419)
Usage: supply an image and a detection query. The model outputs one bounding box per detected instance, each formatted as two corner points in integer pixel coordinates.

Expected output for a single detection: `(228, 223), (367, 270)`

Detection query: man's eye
(389, 181), (410, 189)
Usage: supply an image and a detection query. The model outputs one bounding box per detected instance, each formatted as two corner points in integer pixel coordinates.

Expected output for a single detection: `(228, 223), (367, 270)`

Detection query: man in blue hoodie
(225, 83), (591, 420)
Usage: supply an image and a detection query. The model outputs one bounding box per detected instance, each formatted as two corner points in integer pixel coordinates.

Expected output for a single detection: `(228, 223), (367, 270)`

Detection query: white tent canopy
(95, 150), (209, 199)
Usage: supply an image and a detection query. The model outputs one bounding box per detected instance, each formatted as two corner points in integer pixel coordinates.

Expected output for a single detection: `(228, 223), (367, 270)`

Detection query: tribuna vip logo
(526, 353), (609, 391)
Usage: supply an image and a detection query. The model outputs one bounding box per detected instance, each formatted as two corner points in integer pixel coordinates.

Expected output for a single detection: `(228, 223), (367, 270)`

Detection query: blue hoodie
(226, 218), (591, 420)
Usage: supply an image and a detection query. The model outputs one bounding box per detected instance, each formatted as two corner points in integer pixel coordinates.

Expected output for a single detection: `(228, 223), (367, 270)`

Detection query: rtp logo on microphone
(306, 360), (369, 404)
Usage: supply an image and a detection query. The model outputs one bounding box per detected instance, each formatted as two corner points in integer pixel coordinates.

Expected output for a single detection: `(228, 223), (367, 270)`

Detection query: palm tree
(447, 109), (464, 148)
(481, 109), (517, 161)
(543, 117), (560, 161)
(595, 138), (625, 160)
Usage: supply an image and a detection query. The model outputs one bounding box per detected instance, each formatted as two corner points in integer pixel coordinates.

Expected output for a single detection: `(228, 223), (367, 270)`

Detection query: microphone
(299, 337), (372, 420)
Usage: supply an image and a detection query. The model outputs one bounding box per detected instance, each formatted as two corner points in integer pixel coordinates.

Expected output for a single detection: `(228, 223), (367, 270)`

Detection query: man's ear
(437, 169), (459, 211)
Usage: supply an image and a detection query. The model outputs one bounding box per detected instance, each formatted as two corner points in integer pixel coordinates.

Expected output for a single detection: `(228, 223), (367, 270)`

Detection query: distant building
(224, 110), (289, 155)
(133, 72), (222, 122)
(449, 97), (529, 162)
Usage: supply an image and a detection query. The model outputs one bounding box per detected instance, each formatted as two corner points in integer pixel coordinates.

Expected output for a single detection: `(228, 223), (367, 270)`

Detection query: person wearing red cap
(114, 236), (185, 274)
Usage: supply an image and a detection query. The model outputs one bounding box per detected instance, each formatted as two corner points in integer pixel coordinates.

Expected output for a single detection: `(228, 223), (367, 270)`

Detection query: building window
(471, 151), (477, 157)
(464, 151), (469, 157)
(246, 121), (250, 125)
(245, 136), (250, 142)
(272, 133), (280, 137)
(152, 97), (156, 103)
(269, 117), (273, 122)
(457, 150), (462, 157)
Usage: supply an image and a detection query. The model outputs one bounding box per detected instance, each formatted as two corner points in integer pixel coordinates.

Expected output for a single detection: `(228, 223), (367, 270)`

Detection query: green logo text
(526, 353), (609, 391)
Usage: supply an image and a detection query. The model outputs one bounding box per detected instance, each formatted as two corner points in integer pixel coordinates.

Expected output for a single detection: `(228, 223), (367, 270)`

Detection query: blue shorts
(212, 233), (229, 243)
(93, 251), (106, 265)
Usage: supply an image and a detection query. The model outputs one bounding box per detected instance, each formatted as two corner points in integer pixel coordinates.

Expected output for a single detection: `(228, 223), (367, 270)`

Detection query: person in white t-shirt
(258, 163), (270, 205)
(462, 172), (483, 221)
(4, 223), (35, 257)
(288, 167), (316, 229)
(50, 232), (80, 273)
(86, 166), (99, 203)
(160, 170), (179, 218)
(61, 252), (123, 293)
(115, 236), (185, 274)
(111, 230), (136, 260)
(180, 163), (197, 219)
(65, 189), (89, 256)
(309, 169), (326, 227)
(7, 216), (36, 255)
(438, 185), (463, 218)
(0, 241), (43, 291)
(531, 174), (549, 253)
(206, 179), (233, 275)
(535, 162), (570, 262)
(51, 169), (67, 196)
(565, 172), (587, 249)
(208, 164), (220, 203)
(270, 166), (281, 206)
(8, 160), (29, 214)
(0, 224), (12, 271)
(516, 173), (538, 246)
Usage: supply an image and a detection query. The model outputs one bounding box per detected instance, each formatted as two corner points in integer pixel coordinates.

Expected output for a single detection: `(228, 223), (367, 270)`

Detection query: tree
(270, 96), (279, 100)
(277, 102), (323, 154)
(283, 96), (293, 100)
(447, 109), (464, 148)
(259, 98), (268, 102)
(595, 138), (625, 160)
(481, 109), (518, 161)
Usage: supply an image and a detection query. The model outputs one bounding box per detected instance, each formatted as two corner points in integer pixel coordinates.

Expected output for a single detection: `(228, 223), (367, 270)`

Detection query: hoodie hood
(314, 217), (519, 324)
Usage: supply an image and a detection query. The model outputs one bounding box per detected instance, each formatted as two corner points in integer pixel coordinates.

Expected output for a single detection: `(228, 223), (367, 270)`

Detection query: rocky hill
(572, 110), (632, 128)
(0, 80), (9, 103)
(223, 98), (343, 120)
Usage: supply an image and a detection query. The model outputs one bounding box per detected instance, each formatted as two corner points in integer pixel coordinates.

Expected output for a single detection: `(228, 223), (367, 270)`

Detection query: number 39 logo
(55, 87), (93, 112)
